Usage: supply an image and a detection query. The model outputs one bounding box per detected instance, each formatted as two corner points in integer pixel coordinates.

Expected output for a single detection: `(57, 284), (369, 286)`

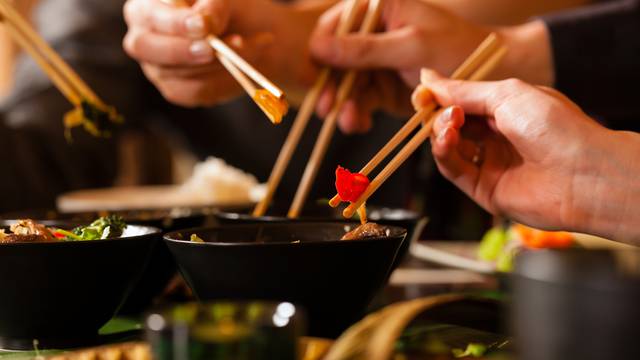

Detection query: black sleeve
(0, 0), (151, 212)
(543, 0), (640, 126)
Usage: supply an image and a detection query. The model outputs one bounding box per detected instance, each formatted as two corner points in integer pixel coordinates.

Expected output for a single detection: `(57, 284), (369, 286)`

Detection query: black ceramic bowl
(0, 222), (160, 349)
(0, 209), (219, 315)
(214, 206), (427, 271)
(512, 248), (640, 360)
(164, 223), (406, 337)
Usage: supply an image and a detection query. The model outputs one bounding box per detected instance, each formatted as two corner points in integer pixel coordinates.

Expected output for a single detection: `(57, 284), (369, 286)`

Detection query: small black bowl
(164, 223), (406, 337)
(214, 206), (427, 270)
(0, 222), (160, 349)
(0, 209), (218, 315)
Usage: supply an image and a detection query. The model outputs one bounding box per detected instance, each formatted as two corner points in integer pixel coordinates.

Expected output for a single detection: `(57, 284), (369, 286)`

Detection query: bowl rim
(214, 207), (424, 222)
(163, 222), (407, 247)
(0, 222), (162, 247)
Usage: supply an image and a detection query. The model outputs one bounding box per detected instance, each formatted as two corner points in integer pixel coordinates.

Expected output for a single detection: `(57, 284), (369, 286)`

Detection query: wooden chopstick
(287, 0), (384, 218)
(342, 36), (507, 218)
(207, 35), (283, 99)
(0, 0), (101, 106)
(162, 0), (286, 123)
(328, 33), (501, 207)
(252, 0), (361, 217)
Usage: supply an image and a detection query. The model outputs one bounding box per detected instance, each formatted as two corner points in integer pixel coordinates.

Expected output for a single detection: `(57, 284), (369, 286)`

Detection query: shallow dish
(164, 223), (406, 337)
(0, 223), (160, 350)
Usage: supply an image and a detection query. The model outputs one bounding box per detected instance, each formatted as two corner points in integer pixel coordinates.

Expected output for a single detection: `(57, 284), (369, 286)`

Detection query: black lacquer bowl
(0, 209), (217, 315)
(165, 223), (406, 337)
(214, 206), (426, 271)
(0, 222), (160, 349)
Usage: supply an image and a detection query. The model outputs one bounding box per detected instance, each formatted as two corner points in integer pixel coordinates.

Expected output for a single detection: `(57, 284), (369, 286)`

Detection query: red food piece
(335, 166), (370, 203)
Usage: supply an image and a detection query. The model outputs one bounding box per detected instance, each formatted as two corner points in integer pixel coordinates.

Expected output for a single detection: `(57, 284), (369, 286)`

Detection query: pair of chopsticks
(252, 0), (382, 218)
(0, 0), (103, 108)
(163, 0), (285, 123)
(330, 33), (507, 218)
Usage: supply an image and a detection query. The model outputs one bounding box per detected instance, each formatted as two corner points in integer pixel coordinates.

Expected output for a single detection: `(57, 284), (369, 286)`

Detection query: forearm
(268, 1), (333, 100)
(573, 129), (640, 244)
(495, 20), (554, 87)
(423, 0), (592, 25)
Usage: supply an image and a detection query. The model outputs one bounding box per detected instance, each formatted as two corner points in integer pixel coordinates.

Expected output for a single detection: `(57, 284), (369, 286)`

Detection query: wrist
(494, 20), (554, 86)
(570, 128), (640, 244)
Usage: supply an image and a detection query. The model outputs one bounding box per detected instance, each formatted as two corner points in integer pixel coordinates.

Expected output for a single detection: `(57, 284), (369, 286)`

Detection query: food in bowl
(341, 222), (389, 240)
(0, 220), (160, 349)
(0, 216), (127, 243)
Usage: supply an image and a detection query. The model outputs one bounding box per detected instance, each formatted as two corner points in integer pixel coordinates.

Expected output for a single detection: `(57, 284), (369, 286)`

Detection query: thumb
(192, 0), (232, 35)
(419, 68), (533, 118)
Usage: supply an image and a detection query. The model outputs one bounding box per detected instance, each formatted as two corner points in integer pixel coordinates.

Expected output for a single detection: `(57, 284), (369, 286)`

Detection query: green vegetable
(63, 100), (124, 141)
(190, 234), (205, 243)
(62, 215), (127, 241)
(478, 226), (508, 261)
(452, 343), (488, 358)
(496, 248), (516, 273)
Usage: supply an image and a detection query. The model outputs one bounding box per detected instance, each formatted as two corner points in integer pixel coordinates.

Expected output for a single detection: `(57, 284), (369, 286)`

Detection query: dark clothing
(0, 0), (413, 213)
(543, 0), (640, 125)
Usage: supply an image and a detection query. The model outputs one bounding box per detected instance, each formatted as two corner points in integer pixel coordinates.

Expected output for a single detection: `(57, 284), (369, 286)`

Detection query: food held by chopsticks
(63, 100), (124, 140)
(0, 0), (123, 141)
(335, 166), (370, 224)
(253, 88), (289, 124)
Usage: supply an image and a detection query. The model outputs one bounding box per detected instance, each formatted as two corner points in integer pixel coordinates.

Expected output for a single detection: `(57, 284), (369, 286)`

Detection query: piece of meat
(1, 234), (49, 243)
(2, 219), (56, 243)
(341, 222), (389, 241)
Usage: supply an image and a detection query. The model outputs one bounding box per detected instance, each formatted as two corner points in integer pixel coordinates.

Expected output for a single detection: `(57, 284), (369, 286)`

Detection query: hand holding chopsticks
(337, 33), (508, 218)
(160, 0), (288, 125)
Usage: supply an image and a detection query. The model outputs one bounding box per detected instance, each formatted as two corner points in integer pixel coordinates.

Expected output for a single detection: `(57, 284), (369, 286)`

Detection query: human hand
(123, 0), (319, 107)
(309, 0), (492, 133)
(414, 70), (609, 233)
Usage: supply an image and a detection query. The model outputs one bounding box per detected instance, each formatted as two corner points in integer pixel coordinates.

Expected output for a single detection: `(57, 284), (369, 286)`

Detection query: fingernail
(437, 106), (454, 127)
(190, 40), (213, 62)
(185, 14), (206, 37)
(438, 127), (450, 143)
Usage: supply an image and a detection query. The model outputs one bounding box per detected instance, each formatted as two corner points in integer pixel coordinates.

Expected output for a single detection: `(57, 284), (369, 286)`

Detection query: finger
(144, 65), (241, 107)
(336, 100), (361, 135)
(141, 62), (226, 79)
(432, 105), (464, 137)
(192, 0), (231, 35)
(420, 69), (536, 117)
(310, 26), (420, 69)
(316, 81), (336, 119)
(411, 85), (433, 111)
(430, 108), (480, 194)
(124, 28), (215, 65)
(124, 0), (204, 38)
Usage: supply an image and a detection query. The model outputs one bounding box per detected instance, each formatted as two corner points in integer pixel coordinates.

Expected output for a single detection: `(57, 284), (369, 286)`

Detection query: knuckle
(500, 78), (527, 92)
(122, 32), (138, 56)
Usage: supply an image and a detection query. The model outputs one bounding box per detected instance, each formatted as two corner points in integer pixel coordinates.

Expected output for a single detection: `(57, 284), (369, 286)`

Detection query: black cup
(512, 248), (640, 360)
